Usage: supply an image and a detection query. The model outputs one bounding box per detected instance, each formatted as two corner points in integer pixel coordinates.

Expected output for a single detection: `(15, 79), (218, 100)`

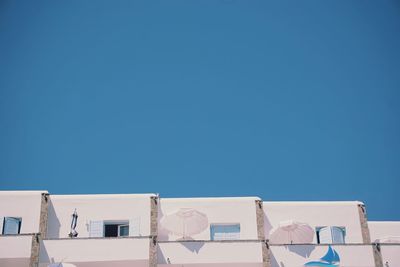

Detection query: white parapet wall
(158, 197), (260, 241)
(270, 244), (376, 267)
(47, 194), (155, 238)
(368, 221), (400, 266)
(263, 201), (365, 243)
(0, 235), (33, 267)
(380, 245), (400, 266)
(368, 221), (400, 242)
(0, 191), (47, 234)
(157, 241), (264, 266)
(39, 237), (150, 267)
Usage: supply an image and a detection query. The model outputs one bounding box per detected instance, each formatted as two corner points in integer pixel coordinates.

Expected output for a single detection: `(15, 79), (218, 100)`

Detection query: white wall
(270, 244), (375, 267)
(380, 245), (400, 267)
(157, 241), (263, 264)
(263, 201), (364, 243)
(0, 235), (32, 258)
(47, 194), (155, 238)
(158, 197), (260, 241)
(368, 221), (400, 242)
(0, 191), (46, 234)
(39, 238), (149, 265)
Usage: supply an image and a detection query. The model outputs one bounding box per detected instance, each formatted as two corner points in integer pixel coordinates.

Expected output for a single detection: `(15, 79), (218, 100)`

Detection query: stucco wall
(368, 221), (400, 242)
(270, 244), (375, 267)
(158, 197), (260, 241)
(380, 245), (400, 266)
(0, 235), (32, 258)
(47, 194), (155, 238)
(0, 191), (46, 234)
(263, 201), (364, 243)
(39, 238), (150, 265)
(157, 241), (263, 264)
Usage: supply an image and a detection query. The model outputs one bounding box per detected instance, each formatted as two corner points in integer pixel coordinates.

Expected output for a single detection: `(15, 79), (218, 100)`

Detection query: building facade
(1, 191), (399, 267)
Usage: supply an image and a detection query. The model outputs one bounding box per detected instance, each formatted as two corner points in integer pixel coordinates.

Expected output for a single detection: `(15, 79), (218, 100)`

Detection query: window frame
(2, 217), (22, 235)
(210, 223), (241, 241)
(316, 226), (346, 244)
(103, 220), (129, 238)
(118, 224), (129, 237)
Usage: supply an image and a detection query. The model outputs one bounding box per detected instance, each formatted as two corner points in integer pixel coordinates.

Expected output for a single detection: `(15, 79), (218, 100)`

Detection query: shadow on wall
(157, 242), (206, 265)
(179, 241), (205, 253)
(157, 206), (169, 241)
(287, 245), (315, 258)
(47, 199), (61, 238)
(157, 245), (168, 264)
(264, 214), (273, 240)
(38, 240), (51, 263)
(270, 251), (281, 267)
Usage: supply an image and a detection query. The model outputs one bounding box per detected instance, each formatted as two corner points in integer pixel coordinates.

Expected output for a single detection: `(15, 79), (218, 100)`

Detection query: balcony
(270, 244), (379, 267)
(39, 237), (150, 267)
(157, 240), (264, 267)
(380, 244), (400, 266)
(0, 234), (33, 267)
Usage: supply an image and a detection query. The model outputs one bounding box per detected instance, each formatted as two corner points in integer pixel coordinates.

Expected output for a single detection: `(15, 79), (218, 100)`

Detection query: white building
(0, 191), (399, 267)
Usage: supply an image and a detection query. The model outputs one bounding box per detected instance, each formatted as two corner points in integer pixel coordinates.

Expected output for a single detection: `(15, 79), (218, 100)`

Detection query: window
(2, 217), (22, 235)
(104, 223), (129, 237)
(316, 226), (346, 244)
(88, 221), (129, 237)
(210, 224), (240, 240)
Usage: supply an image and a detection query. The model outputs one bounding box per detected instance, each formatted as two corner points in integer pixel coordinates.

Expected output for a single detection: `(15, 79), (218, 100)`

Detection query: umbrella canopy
(160, 208), (208, 239)
(68, 209), (78, 238)
(269, 220), (314, 244)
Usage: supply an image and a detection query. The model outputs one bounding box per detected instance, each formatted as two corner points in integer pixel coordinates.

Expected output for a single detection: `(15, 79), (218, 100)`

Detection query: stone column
(358, 203), (383, 267)
(372, 243), (384, 267)
(39, 193), (49, 239)
(256, 200), (271, 267)
(30, 234), (40, 267)
(149, 196), (159, 267)
(357, 203), (371, 244)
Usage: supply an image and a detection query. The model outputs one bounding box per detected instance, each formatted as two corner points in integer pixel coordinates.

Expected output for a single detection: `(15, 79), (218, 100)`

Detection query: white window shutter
(0, 217), (4, 235)
(331, 227), (345, 244)
(129, 217), (140, 236)
(89, 220), (104, 237)
(319, 226), (333, 244)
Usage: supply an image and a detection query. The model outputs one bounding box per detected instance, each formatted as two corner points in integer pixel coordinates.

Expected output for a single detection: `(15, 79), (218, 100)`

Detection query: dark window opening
(104, 224), (119, 237)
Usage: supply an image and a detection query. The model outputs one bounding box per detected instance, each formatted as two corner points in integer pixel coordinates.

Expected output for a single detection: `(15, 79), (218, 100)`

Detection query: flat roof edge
(263, 201), (364, 206)
(49, 193), (157, 199)
(0, 190), (49, 195)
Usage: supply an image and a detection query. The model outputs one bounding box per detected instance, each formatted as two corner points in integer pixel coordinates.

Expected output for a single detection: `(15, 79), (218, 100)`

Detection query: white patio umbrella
(160, 208), (208, 239)
(68, 209), (78, 238)
(269, 220), (314, 244)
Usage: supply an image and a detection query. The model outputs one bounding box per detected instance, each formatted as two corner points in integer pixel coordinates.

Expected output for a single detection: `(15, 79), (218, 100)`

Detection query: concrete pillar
(357, 203), (383, 267)
(29, 234), (40, 267)
(30, 193), (49, 267)
(357, 203), (371, 244)
(39, 193), (49, 239)
(372, 243), (384, 267)
(255, 200), (265, 240)
(256, 200), (271, 267)
(262, 241), (272, 267)
(149, 196), (158, 267)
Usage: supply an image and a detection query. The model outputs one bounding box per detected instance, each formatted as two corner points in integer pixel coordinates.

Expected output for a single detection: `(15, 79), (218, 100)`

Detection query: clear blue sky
(1, 1), (399, 220)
